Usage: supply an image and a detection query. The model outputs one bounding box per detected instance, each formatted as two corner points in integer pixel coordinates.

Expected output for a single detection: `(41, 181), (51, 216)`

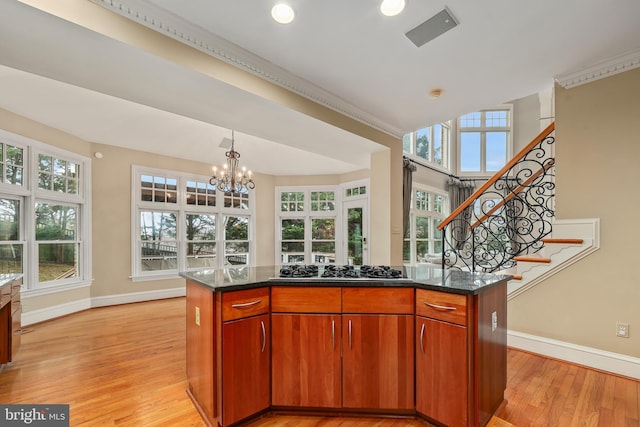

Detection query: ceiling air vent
(405, 7), (459, 48)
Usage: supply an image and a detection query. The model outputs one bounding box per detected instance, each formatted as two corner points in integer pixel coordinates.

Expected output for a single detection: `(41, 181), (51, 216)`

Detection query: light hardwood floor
(0, 297), (638, 426)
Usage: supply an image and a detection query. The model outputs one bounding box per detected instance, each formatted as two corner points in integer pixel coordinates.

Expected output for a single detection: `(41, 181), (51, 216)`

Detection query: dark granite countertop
(180, 265), (512, 295)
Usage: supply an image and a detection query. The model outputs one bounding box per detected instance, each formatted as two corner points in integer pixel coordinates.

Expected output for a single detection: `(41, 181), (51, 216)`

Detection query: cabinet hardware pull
(260, 320), (266, 353)
(424, 301), (456, 311)
(348, 319), (352, 349)
(420, 323), (425, 354)
(331, 319), (335, 350)
(231, 300), (262, 308)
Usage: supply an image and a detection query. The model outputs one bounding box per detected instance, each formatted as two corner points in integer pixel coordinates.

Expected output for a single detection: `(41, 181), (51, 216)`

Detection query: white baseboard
(21, 288), (186, 326)
(22, 298), (92, 326)
(91, 287), (186, 308)
(508, 330), (640, 380)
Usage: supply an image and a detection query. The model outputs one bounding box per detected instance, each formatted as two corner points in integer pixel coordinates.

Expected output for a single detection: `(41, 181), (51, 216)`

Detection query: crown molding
(87, 0), (404, 138)
(555, 48), (640, 89)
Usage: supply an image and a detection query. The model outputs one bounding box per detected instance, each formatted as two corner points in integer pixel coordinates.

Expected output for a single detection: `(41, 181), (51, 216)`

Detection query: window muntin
(459, 108), (511, 174)
(139, 210), (177, 272)
(403, 121), (451, 170)
(35, 203), (79, 283)
(185, 213), (216, 269)
(0, 198), (22, 275)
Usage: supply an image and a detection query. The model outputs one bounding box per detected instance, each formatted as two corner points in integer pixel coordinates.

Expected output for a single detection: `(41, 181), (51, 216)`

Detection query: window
(224, 215), (250, 266)
(403, 187), (448, 264)
(38, 154), (80, 194)
(133, 166), (254, 279)
(1, 143), (24, 186)
(0, 197), (22, 275)
(0, 130), (91, 292)
(36, 203), (79, 282)
(277, 186), (338, 265)
(185, 213), (216, 269)
(139, 210), (177, 272)
(458, 108), (512, 174)
(403, 121), (451, 170)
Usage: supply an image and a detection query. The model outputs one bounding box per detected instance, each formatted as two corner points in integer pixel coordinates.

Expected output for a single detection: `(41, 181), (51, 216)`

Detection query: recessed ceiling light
(380, 0), (406, 17)
(271, 3), (295, 24)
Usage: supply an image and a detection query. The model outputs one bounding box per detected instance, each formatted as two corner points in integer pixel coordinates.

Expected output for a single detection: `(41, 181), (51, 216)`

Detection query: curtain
(402, 159), (417, 238)
(447, 178), (475, 250)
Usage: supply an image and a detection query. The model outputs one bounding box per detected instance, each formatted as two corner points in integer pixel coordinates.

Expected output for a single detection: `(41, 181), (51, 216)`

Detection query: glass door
(343, 200), (368, 266)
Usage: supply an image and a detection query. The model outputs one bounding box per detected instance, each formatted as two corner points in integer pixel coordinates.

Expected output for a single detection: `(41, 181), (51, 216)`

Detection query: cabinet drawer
(416, 289), (467, 326)
(271, 286), (341, 313)
(342, 287), (414, 314)
(222, 287), (270, 322)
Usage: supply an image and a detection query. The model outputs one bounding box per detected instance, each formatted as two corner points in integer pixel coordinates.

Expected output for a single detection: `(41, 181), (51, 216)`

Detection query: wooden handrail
(438, 122), (555, 231)
(468, 159), (555, 230)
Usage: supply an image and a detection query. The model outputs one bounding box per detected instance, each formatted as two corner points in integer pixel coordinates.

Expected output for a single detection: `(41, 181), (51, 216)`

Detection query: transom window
(403, 121), (451, 170)
(38, 154), (80, 195)
(458, 108), (512, 175)
(133, 166), (254, 279)
(0, 143), (24, 186)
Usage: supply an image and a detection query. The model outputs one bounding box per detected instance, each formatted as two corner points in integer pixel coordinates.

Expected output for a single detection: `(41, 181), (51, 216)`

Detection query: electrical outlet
(491, 311), (498, 332)
(616, 322), (629, 338)
(195, 306), (200, 326)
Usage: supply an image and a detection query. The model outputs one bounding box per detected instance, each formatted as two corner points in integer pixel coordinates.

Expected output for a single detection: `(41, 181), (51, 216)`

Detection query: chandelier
(209, 130), (255, 193)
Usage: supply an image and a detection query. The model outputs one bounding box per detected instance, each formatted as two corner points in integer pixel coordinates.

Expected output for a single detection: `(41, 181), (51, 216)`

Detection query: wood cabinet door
(222, 314), (270, 426)
(416, 316), (468, 427)
(272, 314), (341, 408)
(342, 314), (414, 409)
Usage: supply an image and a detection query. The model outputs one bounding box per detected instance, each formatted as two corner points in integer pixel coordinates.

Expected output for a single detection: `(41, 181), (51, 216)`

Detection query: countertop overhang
(180, 265), (512, 295)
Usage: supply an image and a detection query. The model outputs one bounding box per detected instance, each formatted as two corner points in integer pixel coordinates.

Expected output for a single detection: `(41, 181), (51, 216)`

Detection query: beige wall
(508, 68), (640, 358)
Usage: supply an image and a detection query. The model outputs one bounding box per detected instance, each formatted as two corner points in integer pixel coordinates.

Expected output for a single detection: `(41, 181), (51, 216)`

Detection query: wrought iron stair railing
(437, 122), (556, 272)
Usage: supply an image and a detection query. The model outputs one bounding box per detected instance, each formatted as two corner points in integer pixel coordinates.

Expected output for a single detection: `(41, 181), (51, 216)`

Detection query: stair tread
(542, 238), (584, 244)
(514, 256), (552, 263)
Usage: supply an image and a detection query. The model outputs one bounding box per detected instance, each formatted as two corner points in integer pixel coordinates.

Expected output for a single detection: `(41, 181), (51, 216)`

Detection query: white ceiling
(1, 0), (639, 175)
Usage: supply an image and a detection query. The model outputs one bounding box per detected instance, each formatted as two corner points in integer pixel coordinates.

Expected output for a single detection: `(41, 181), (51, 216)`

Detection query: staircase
(437, 123), (601, 297)
(501, 218), (600, 299)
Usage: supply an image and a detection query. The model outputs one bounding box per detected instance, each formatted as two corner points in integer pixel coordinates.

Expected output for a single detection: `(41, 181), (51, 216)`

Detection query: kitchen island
(181, 265), (510, 427)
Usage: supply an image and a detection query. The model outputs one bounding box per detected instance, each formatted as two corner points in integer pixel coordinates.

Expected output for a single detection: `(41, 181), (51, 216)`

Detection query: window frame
(457, 106), (513, 176)
(0, 129), (92, 296)
(275, 185), (341, 265)
(132, 165), (255, 280)
(403, 121), (452, 172)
